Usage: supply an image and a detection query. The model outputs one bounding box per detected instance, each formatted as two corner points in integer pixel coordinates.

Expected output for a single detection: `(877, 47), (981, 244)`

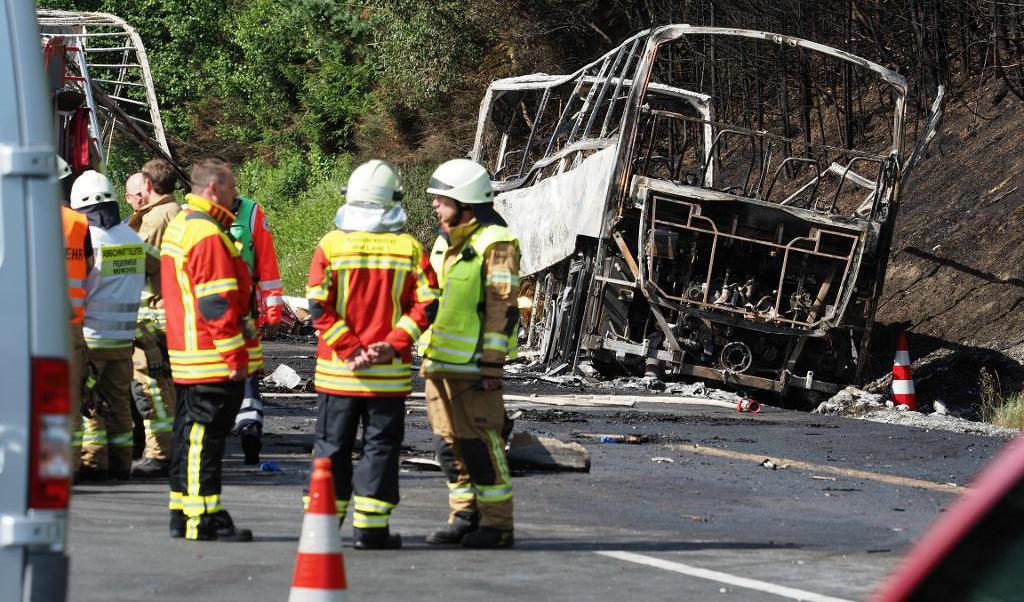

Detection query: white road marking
(596, 551), (855, 602)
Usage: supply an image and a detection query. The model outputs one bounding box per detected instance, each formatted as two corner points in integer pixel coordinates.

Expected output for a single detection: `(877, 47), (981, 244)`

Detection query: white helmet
(343, 159), (403, 208)
(70, 170), (114, 210)
(426, 159), (494, 205)
(56, 156), (72, 180)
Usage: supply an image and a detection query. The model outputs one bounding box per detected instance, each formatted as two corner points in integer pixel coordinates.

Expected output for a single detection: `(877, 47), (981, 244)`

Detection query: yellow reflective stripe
(421, 358), (482, 374)
(322, 321), (350, 347)
(194, 278), (237, 297)
(187, 423), (204, 498)
(488, 429), (512, 485)
(482, 332), (509, 352)
(396, 315), (422, 340)
(485, 271), (519, 287)
(352, 496), (395, 514)
(109, 432), (134, 447)
(316, 359), (410, 377)
(143, 417), (174, 434)
(476, 483), (513, 503)
(171, 363), (232, 379)
(330, 258), (414, 271)
(314, 374), (412, 394)
(84, 338), (134, 350)
(213, 333), (245, 354)
(169, 491), (183, 511)
(447, 482), (476, 501)
(168, 349), (223, 363)
(352, 512), (390, 529)
(306, 285), (330, 302)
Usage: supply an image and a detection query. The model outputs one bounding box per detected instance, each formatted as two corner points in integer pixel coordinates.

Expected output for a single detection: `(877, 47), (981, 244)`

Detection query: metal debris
(507, 431), (591, 472)
(473, 25), (944, 400)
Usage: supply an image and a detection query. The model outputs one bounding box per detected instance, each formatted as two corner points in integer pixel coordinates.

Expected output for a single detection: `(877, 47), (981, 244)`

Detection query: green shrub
(977, 368), (1024, 430)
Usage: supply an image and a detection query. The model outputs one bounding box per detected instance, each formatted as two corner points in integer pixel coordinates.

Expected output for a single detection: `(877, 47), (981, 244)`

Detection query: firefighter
(306, 160), (438, 549)
(125, 159), (181, 478)
(161, 158), (262, 542)
(420, 159), (520, 549)
(228, 193), (284, 465)
(58, 158), (92, 475)
(72, 170), (148, 481)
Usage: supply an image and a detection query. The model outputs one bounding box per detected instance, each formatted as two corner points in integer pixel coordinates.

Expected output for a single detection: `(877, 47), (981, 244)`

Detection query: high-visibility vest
(61, 206), (89, 325)
(84, 223), (146, 349)
(422, 224), (519, 365)
(229, 196), (256, 271)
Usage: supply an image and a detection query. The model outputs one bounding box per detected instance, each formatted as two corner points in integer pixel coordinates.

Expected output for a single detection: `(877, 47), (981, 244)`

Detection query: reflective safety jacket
(84, 223), (146, 350)
(128, 194), (180, 330)
(306, 229), (438, 396)
(62, 206), (89, 325)
(230, 197), (284, 326)
(161, 194), (263, 384)
(421, 220), (520, 378)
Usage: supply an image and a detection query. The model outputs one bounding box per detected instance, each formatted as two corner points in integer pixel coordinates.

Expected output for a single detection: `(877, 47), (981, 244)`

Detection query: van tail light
(29, 357), (71, 509)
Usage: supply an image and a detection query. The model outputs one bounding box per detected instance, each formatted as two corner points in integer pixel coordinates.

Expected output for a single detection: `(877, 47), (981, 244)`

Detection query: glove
(81, 363), (112, 419)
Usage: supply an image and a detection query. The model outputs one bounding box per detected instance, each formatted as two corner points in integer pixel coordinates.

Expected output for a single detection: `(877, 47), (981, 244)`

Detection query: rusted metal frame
(648, 216), (855, 328)
(517, 89), (552, 178)
(764, 156), (822, 206)
(699, 129), (758, 195)
(580, 42), (631, 141)
(566, 56), (614, 149)
(645, 194), (859, 327)
(611, 229), (682, 354)
(600, 38), (643, 137)
(540, 77), (589, 163)
(90, 83), (189, 182)
(639, 113), (661, 178)
(827, 155), (885, 213)
(492, 138), (614, 193)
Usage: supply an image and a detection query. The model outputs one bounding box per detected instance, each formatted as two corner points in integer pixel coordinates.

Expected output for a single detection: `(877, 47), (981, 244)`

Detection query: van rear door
(0, 0), (71, 599)
(0, 0), (34, 593)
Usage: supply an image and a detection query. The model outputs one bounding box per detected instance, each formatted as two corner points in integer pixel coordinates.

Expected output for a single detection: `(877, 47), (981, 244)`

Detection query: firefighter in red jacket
(229, 195), (284, 464)
(306, 160), (438, 549)
(161, 158), (262, 542)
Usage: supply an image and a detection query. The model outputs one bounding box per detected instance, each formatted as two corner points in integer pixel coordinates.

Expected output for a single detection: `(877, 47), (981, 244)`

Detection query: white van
(0, 0), (73, 600)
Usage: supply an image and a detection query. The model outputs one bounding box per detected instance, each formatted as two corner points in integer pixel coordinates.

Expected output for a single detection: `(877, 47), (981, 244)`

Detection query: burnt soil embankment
(864, 81), (1024, 405)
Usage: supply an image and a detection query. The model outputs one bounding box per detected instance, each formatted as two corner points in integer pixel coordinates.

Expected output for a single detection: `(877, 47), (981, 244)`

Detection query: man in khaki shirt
(125, 159), (181, 477)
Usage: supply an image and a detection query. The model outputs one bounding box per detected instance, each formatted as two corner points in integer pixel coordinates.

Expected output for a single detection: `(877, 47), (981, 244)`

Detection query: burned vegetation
(473, 26), (943, 402)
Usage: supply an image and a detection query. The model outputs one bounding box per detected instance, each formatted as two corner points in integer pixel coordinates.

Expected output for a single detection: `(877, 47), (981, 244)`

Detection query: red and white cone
(289, 458), (348, 602)
(892, 332), (917, 411)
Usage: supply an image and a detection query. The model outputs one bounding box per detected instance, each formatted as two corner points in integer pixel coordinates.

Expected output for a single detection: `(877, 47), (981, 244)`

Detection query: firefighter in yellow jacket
(421, 159), (520, 548)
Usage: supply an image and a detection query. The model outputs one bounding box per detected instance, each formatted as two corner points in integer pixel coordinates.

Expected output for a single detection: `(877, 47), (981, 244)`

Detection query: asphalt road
(65, 341), (1011, 601)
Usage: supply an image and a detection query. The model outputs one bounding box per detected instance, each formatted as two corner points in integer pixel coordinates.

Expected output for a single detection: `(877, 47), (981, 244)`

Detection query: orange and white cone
(891, 332), (917, 411)
(289, 458), (348, 602)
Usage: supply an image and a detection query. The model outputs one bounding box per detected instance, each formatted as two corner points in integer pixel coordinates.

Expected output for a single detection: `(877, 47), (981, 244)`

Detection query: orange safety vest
(61, 206), (89, 325)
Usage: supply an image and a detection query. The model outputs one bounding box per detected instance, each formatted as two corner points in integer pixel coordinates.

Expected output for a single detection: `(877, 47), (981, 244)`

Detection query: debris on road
(816, 385), (1019, 437)
(651, 457), (675, 464)
(401, 457), (443, 472)
(264, 363), (303, 390)
(507, 431), (591, 472)
(576, 433), (649, 444)
(761, 459), (778, 470)
(259, 461), (282, 473)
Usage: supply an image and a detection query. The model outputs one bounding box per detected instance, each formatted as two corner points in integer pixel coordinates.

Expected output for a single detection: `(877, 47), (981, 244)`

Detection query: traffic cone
(289, 458), (348, 602)
(891, 332), (917, 411)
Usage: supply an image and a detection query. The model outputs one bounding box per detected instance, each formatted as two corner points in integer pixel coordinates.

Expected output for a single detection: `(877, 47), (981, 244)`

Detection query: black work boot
(462, 526), (514, 549)
(426, 512), (479, 545)
(206, 511), (254, 542)
(169, 510), (186, 538)
(239, 424), (262, 465)
(131, 457), (169, 478)
(353, 527), (402, 550)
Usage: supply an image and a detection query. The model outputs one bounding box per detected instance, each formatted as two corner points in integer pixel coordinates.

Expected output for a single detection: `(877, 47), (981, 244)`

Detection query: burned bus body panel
(474, 26), (942, 400)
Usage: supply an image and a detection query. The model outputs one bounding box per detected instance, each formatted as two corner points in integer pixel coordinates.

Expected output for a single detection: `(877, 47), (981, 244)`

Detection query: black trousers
(313, 394), (405, 526)
(169, 381), (244, 524)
